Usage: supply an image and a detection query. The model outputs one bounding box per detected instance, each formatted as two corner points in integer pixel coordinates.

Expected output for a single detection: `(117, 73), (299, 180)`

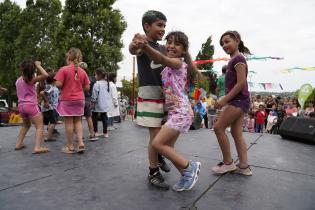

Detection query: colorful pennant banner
(281, 67), (315, 73)
(248, 82), (283, 90)
(194, 55), (284, 65)
(246, 56), (284, 61)
(194, 58), (229, 65)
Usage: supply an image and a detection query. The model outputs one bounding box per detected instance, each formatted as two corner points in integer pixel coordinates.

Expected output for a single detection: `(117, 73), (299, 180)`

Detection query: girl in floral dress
(136, 31), (201, 191)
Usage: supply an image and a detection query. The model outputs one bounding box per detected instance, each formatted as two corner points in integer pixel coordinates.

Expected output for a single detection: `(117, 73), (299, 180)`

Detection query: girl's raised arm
(33, 61), (48, 83)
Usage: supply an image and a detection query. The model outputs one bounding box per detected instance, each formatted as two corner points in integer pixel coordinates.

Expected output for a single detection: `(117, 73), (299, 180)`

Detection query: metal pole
(132, 56), (136, 121)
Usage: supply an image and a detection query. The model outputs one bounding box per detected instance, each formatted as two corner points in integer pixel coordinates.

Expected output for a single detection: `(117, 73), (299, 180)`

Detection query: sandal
(232, 164), (253, 176)
(89, 135), (99, 142)
(77, 145), (85, 154)
(61, 145), (75, 154)
(32, 147), (50, 154)
(15, 144), (26, 150)
(95, 133), (104, 138)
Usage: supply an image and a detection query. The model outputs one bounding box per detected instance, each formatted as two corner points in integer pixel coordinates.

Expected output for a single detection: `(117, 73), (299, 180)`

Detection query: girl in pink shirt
(15, 60), (49, 154)
(54, 48), (90, 154)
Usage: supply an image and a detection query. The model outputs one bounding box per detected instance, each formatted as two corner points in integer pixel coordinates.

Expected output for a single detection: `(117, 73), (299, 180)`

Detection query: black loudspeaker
(279, 117), (315, 143)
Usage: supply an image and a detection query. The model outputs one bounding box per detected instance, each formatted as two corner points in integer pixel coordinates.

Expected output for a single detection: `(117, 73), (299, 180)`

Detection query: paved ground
(0, 121), (314, 210)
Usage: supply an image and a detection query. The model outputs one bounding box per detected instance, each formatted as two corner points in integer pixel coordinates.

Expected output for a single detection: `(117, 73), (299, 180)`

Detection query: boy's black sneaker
(148, 171), (169, 190)
(158, 155), (171, 173)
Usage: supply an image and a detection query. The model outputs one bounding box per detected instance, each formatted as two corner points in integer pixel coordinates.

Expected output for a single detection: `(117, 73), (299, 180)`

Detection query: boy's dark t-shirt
(137, 41), (165, 99)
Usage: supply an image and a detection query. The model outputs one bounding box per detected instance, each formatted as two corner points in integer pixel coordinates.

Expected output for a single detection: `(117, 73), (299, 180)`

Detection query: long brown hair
(20, 59), (36, 84)
(66, 48), (82, 80)
(165, 31), (200, 88)
(95, 67), (110, 92)
(220, 30), (251, 55)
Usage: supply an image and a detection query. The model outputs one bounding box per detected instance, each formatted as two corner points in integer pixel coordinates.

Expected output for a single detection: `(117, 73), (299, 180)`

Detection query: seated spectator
(194, 100), (206, 119)
(303, 101), (314, 118)
(190, 100), (206, 130)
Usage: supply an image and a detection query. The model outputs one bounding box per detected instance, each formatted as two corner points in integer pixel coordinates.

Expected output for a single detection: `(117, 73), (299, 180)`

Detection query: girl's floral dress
(161, 60), (193, 133)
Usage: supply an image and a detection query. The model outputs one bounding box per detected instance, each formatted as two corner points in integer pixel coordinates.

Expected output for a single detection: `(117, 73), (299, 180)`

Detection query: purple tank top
(225, 54), (249, 101)
(16, 77), (38, 105)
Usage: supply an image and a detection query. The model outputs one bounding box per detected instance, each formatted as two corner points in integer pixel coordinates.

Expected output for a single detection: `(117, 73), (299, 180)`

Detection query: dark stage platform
(0, 121), (314, 210)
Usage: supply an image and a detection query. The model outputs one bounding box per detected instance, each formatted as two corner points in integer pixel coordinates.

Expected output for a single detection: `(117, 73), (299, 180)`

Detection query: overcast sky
(8, 0), (315, 91)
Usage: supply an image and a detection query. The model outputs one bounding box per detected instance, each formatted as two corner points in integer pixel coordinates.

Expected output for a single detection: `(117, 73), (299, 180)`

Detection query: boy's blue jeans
(255, 123), (264, 133)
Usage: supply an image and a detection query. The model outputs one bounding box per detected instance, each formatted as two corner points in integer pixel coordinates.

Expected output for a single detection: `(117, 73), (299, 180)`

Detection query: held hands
(131, 33), (148, 49)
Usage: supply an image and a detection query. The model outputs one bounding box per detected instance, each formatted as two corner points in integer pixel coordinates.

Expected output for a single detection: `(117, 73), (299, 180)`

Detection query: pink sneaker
(211, 161), (237, 174)
(104, 133), (109, 138)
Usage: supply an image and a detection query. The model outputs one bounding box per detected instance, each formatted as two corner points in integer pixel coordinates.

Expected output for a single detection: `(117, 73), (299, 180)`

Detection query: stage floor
(0, 121), (314, 210)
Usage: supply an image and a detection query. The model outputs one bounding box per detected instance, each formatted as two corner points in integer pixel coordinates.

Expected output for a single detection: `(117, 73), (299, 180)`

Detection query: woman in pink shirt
(54, 48), (90, 154)
(15, 60), (49, 154)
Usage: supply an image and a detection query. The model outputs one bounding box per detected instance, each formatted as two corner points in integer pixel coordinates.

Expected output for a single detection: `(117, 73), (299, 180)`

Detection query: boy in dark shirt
(129, 10), (170, 190)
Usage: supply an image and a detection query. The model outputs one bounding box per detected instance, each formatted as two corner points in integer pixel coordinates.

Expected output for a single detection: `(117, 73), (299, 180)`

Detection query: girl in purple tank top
(15, 60), (49, 154)
(211, 31), (252, 176)
(135, 31), (201, 191)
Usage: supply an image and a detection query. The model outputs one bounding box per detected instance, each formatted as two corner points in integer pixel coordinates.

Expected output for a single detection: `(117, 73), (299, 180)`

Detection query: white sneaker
(212, 161), (237, 174)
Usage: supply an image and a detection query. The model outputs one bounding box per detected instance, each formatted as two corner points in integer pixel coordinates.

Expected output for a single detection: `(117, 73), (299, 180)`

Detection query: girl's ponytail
(239, 40), (251, 55)
(107, 72), (110, 93)
(74, 62), (79, 80)
(66, 48), (82, 80)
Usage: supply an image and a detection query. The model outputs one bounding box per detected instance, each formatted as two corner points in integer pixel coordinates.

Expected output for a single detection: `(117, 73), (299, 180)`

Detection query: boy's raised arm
(129, 33), (143, 55)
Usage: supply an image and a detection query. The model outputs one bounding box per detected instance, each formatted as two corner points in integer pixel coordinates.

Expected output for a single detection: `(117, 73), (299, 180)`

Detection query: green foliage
(295, 88), (315, 109)
(195, 36), (215, 94)
(57, 0), (127, 74)
(198, 76), (209, 92)
(0, 0), (22, 105)
(119, 77), (138, 102)
(195, 36), (214, 71)
(15, 0), (62, 69)
(0, 0), (127, 106)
